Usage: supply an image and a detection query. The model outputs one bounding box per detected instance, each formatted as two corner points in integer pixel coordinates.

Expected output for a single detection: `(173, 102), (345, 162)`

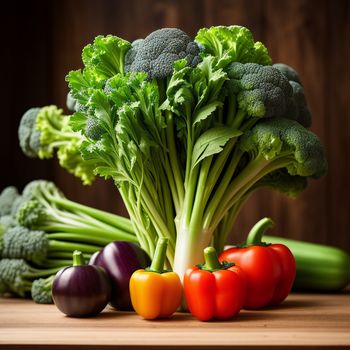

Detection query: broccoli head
(0, 259), (32, 296)
(31, 275), (54, 304)
(227, 62), (312, 127)
(227, 62), (294, 118)
(18, 108), (42, 158)
(0, 186), (20, 216)
(0, 215), (17, 232)
(239, 117), (327, 179)
(273, 63), (312, 128)
(254, 170), (308, 198)
(125, 28), (201, 80)
(1, 226), (48, 263)
(273, 63), (301, 84)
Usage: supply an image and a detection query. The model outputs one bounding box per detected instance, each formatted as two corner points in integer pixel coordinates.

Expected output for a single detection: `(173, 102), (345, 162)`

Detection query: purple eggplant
(52, 250), (111, 317)
(89, 241), (150, 310)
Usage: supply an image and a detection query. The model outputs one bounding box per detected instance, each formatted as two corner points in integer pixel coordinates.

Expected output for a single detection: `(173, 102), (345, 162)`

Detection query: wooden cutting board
(0, 290), (350, 349)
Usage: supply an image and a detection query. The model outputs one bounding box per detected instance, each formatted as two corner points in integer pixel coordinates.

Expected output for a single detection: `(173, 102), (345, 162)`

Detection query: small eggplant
(52, 250), (111, 317)
(89, 241), (150, 310)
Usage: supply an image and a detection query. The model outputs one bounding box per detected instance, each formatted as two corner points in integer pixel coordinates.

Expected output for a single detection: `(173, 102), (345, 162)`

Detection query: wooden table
(0, 290), (349, 350)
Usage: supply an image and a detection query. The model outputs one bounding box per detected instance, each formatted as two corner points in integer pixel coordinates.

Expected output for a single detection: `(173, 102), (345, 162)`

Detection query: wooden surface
(0, 291), (350, 349)
(1, 0), (350, 251)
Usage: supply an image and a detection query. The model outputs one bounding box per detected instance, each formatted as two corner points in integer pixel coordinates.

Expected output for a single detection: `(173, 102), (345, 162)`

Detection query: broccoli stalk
(0, 180), (137, 265)
(0, 258), (63, 297)
(15, 180), (135, 240)
(0, 226), (99, 264)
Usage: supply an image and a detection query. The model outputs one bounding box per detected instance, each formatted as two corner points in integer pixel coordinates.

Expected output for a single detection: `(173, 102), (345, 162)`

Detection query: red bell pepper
(184, 246), (246, 321)
(219, 218), (296, 310)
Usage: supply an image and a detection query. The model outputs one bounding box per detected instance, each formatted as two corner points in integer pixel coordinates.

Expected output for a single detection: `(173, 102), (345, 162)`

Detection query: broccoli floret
(18, 106), (96, 185)
(10, 195), (25, 218)
(17, 200), (47, 228)
(0, 187), (20, 216)
(226, 62), (312, 128)
(18, 108), (42, 158)
(0, 259), (32, 296)
(0, 215), (17, 232)
(227, 62), (294, 118)
(254, 170), (308, 198)
(273, 63), (301, 84)
(288, 81), (312, 128)
(0, 258), (61, 297)
(125, 28), (201, 80)
(273, 63), (311, 128)
(31, 275), (54, 304)
(1, 226), (48, 263)
(238, 117), (327, 179)
(86, 116), (106, 140)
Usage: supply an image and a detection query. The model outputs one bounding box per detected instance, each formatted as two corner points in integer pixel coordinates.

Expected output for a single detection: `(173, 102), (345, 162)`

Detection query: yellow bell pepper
(129, 238), (182, 319)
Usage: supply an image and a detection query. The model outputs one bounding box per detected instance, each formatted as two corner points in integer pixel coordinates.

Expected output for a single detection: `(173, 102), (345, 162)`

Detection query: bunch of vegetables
(13, 25), (350, 318)
(26, 25), (327, 282)
(0, 180), (138, 302)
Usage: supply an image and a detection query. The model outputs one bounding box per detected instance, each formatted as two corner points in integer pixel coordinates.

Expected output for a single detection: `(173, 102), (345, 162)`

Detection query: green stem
(48, 240), (100, 254)
(39, 259), (72, 267)
(47, 232), (135, 246)
(149, 238), (168, 273)
(203, 148), (244, 228)
(73, 250), (85, 266)
(22, 266), (63, 279)
(190, 157), (212, 225)
(47, 195), (134, 234)
(246, 218), (274, 246)
(166, 111), (185, 209)
(201, 247), (221, 271)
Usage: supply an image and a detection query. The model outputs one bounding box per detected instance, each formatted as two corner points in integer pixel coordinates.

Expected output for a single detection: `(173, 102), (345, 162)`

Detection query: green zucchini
(263, 235), (350, 291)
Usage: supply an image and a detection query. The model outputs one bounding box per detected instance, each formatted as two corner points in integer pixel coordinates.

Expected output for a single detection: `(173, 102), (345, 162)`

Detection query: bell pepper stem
(72, 250), (85, 266)
(149, 238), (168, 273)
(246, 217), (274, 246)
(202, 247), (222, 271)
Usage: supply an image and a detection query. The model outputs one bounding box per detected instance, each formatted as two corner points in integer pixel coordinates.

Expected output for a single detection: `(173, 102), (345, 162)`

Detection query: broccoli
(31, 275), (54, 304)
(0, 226), (100, 264)
(85, 116), (106, 140)
(226, 62), (294, 119)
(18, 108), (42, 158)
(18, 106), (96, 185)
(273, 63), (312, 128)
(225, 62), (312, 128)
(60, 25), (329, 286)
(0, 258), (61, 297)
(0, 186), (20, 216)
(0, 215), (16, 232)
(12, 180), (136, 244)
(125, 28), (201, 80)
(205, 117), (327, 231)
(273, 63), (301, 84)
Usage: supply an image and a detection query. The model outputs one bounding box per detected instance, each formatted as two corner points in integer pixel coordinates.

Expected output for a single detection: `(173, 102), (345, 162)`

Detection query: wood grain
(0, 291), (350, 349)
(0, 0), (349, 251)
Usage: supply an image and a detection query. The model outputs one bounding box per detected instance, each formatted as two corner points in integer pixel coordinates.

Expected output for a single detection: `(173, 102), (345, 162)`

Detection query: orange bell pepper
(129, 238), (182, 319)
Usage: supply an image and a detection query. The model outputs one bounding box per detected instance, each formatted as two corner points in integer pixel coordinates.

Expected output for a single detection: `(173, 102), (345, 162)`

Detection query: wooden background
(1, 0), (349, 251)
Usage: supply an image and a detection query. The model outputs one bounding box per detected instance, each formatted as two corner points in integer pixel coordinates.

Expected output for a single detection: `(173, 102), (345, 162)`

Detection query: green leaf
(191, 126), (243, 169)
(82, 35), (131, 78)
(69, 112), (87, 132)
(195, 25), (272, 68)
(193, 101), (223, 125)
